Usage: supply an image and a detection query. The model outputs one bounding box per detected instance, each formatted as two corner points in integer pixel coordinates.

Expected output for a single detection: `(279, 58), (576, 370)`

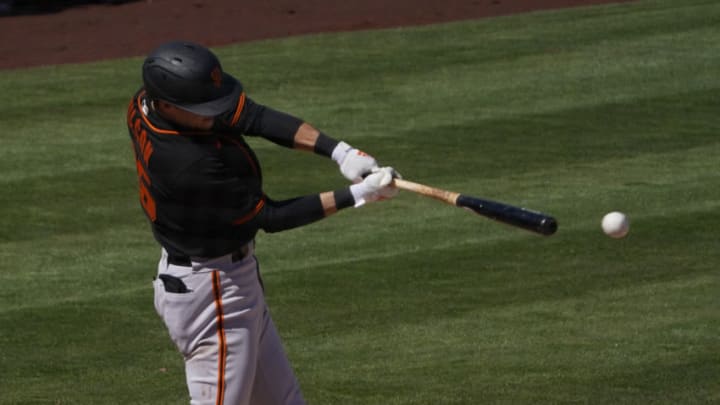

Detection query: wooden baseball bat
(392, 178), (558, 236)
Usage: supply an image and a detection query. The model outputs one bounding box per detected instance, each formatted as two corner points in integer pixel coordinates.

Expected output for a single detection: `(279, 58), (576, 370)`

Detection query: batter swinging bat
(392, 178), (558, 236)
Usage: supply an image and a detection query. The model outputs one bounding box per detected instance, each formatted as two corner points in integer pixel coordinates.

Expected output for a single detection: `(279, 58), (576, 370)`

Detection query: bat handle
(392, 178), (460, 205)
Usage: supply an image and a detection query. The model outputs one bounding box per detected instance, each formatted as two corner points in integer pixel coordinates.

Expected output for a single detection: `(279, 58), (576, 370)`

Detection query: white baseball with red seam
(601, 211), (629, 238)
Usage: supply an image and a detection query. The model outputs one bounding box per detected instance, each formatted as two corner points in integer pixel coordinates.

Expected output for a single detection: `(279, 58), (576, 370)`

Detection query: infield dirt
(0, 0), (632, 70)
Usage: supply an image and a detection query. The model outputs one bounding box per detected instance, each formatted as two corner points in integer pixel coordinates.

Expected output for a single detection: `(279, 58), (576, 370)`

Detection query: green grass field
(1, 0), (719, 403)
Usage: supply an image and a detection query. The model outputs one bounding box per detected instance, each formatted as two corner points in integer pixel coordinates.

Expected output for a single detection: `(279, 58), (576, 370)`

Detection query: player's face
(156, 101), (215, 130)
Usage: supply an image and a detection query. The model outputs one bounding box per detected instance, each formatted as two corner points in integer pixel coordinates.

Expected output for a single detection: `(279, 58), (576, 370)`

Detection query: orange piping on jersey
(135, 91), (212, 136)
(232, 198), (265, 225)
(229, 92), (246, 126)
(211, 271), (227, 405)
(135, 92), (182, 135)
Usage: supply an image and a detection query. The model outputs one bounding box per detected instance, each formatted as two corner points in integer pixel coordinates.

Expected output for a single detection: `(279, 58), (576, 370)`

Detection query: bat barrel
(393, 178), (558, 236)
(456, 195), (558, 236)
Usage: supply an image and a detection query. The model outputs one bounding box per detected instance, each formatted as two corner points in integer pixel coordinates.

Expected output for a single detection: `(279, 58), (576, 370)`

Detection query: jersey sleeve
(254, 195), (325, 233)
(217, 95), (303, 148)
(252, 187), (355, 233)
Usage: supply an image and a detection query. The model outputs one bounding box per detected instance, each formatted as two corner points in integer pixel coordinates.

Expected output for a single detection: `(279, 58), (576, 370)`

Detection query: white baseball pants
(153, 246), (305, 405)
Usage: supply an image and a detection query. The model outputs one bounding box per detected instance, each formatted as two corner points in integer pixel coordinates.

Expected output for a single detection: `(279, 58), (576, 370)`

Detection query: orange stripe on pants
(211, 270), (227, 405)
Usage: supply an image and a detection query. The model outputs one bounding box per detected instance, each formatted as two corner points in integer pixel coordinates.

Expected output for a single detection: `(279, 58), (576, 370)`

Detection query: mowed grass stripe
(287, 274), (718, 405)
(2, 196), (718, 317)
(1, 140), (717, 306)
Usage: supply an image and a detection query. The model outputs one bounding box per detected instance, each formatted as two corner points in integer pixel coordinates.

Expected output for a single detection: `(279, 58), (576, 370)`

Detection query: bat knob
(539, 217), (558, 235)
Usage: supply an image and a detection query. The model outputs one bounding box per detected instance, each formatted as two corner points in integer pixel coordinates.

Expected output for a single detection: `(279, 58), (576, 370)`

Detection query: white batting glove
(332, 141), (379, 182)
(375, 167), (401, 200)
(349, 167), (398, 207)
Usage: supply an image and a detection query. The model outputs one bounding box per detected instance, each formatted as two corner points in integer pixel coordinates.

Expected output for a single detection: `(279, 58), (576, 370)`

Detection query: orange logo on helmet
(210, 66), (222, 88)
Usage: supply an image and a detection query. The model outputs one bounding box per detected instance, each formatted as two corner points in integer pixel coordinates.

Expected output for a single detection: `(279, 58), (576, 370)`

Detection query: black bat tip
(539, 217), (558, 236)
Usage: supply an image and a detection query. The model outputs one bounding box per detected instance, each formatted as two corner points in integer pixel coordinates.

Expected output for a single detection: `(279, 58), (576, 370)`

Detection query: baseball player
(126, 41), (398, 405)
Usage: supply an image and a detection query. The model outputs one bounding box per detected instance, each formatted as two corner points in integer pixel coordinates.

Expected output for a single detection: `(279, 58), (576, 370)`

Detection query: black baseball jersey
(126, 88), (341, 257)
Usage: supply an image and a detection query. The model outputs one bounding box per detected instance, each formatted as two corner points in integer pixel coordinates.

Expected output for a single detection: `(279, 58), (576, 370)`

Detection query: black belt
(167, 245), (251, 267)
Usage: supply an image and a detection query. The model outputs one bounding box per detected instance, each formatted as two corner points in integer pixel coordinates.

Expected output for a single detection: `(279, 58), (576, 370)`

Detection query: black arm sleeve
(219, 97), (302, 146)
(256, 188), (355, 233)
(314, 133), (339, 158)
(222, 96), (340, 156)
(257, 195), (324, 233)
(242, 98), (303, 147)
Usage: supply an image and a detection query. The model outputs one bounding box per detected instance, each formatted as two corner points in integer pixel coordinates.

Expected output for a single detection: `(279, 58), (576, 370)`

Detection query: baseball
(601, 211), (629, 238)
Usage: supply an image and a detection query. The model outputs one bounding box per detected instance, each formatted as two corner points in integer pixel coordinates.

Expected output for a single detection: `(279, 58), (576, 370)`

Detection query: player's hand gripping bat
(392, 178), (558, 236)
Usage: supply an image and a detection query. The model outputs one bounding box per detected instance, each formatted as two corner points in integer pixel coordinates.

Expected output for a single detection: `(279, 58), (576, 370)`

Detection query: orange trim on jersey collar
(232, 198), (266, 225)
(229, 92), (246, 126)
(137, 90), (247, 135)
(136, 91), (183, 135)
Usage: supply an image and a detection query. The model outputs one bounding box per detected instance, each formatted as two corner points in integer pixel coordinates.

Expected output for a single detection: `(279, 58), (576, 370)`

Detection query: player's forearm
(292, 123), (339, 157)
(252, 108), (339, 156)
(234, 99), (341, 158)
(319, 189), (354, 215)
(259, 189), (354, 233)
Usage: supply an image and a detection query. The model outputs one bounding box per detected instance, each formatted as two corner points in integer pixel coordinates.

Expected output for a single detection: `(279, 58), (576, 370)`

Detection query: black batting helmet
(142, 41), (242, 116)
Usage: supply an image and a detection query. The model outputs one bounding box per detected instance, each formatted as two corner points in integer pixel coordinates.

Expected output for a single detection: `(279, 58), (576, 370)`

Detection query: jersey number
(135, 158), (157, 221)
(128, 101), (157, 222)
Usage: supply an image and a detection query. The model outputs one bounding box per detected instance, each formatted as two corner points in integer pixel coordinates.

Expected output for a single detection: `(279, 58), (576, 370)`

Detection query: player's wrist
(314, 133), (339, 158)
(334, 188), (355, 209)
